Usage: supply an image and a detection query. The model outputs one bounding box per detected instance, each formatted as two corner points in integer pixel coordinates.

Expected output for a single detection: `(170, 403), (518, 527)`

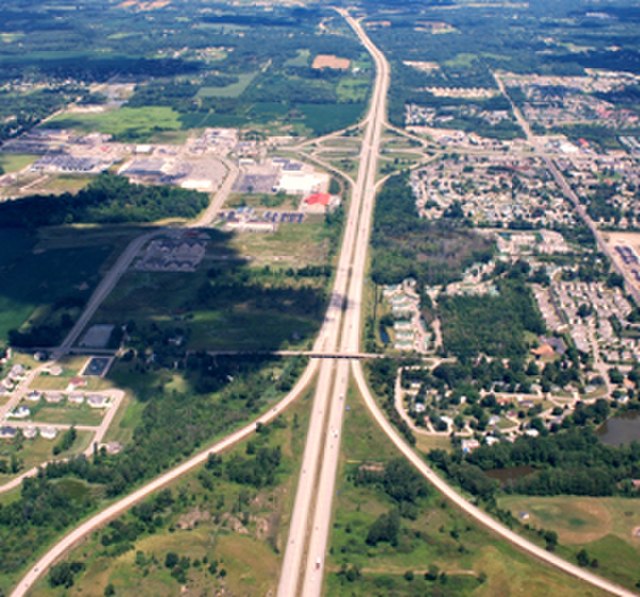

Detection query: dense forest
(430, 427), (640, 498)
(370, 174), (494, 287)
(0, 174), (209, 227)
(439, 277), (545, 360)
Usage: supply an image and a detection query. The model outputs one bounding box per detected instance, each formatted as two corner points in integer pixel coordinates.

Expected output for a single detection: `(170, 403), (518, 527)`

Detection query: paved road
(276, 11), (392, 594)
(352, 360), (635, 597)
(52, 230), (159, 360)
(286, 16), (637, 597)
(54, 155), (238, 360)
(494, 72), (640, 305)
(190, 157), (238, 228)
(297, 11), (391, 597)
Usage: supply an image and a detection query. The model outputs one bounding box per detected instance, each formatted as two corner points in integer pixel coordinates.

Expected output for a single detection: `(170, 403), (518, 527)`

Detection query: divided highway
(9, 12), (637, 597)
(282, 11), (635, 597)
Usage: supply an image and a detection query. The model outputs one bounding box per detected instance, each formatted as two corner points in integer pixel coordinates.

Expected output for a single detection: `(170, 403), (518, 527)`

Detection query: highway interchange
(8, 10), (639, 597)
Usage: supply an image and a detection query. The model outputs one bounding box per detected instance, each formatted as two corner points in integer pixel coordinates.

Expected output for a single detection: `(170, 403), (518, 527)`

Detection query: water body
(379, 324), (390, 345)
(598, 411), (640, 446)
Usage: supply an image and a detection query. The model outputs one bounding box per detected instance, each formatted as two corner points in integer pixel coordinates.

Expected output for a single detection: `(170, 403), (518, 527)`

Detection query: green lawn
(29, 401), (106, 427)
(0, 153), (37, 173)
(0, 432), (93, 483)
(498, 495), (640, 590)
(196, 72), (258, 99)
(47, 107), (183, 142)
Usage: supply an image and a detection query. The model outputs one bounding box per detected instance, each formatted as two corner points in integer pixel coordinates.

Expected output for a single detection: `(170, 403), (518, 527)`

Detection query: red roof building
(304, 193), (332, 206)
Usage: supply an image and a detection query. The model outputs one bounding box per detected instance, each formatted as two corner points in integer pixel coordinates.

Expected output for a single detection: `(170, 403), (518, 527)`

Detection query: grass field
(327, 385), (607, 596)
(48, 107), (183, 142)
(0, 153), (37, 173)
(0, 228), (115, 344)
(196, 72), (258, 99)
(498, 495), (640, 590)
(29, 401), (106, 427)
(0, 431), (93, 483)
(225, 192), (300, 210)
(25, 387), (315, 597)
(285, 49), (310, 67)
(229, 217), (332, 267)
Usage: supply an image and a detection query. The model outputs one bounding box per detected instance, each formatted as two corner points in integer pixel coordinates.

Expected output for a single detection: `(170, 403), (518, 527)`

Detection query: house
(45, 365), (63, 376)
(68, 393), (85, 405)
(68, 377), (87, 391)
(45, 392), (64, 404)
(0, 426), (17, 439)
(87, 394), (110, 409)
(40, 426), (58, 440)
(461, 438), (481, 453)
(7, 406), (30, 419)
(22, 426), (38, 439)
(9, 364), (25, 379)
(25, 390), (42, 402)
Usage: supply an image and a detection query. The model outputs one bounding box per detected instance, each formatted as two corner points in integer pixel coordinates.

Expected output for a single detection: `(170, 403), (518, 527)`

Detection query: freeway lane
(290, 11), (636, 597)
(298, 11), (391, 597)
(276, 11), (388, 591)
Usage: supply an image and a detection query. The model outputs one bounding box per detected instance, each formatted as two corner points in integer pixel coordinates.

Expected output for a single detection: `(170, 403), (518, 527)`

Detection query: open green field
(28, 400), (106, 427)
(0, 431), (93, 484)
(229, 217), (333, 267)
(25, 387), (315, 597)
(47, 107), (183, 142)
(90, 230), (329, 352)
(0, 228), (115, 345)
(285, 49), (310, 67)
(196, 72), (258, 99)
(0, 153), (37, 173)
(499, 495), (640, 590)
(326, 386), (607, 596)
(226, 192), (300, 211)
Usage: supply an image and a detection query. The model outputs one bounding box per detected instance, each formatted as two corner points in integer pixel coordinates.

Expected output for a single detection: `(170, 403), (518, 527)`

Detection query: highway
(277, 10), (391, 597)
(9, 13), (637, 597)
(284, 13), (636, 597)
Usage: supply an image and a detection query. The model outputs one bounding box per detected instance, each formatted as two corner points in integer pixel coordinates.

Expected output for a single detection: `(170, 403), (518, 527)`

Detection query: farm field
(196, 72), (258, 99)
